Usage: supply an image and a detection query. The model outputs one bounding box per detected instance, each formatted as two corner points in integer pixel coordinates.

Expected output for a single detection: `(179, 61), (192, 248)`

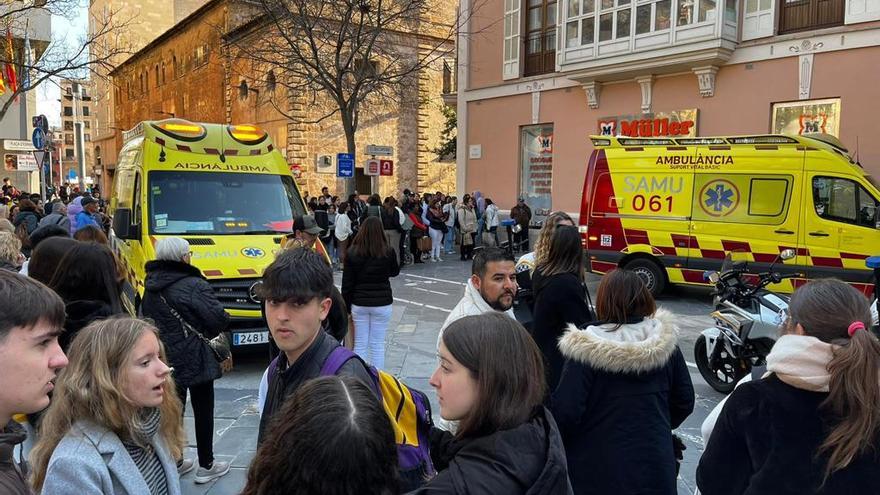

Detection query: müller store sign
(598, 109), (699, 138)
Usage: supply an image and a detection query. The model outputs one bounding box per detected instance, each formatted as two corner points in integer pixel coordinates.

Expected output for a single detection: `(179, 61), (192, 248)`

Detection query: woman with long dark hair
(531, 225), (594, 392)
(551, 269), (694, 494)
(411, 313), (573, 494)
(381, 196), (404, 266)
(426, 198), (446, 262)
(47, 241), (126, 350)
(342, 216), (399, 369)
(243, 376), (398, 495)
(27, 236), (78, 285)
(697, 278), (880, 493)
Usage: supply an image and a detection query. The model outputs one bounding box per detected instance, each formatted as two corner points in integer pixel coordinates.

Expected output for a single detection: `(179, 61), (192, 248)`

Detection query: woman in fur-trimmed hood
(550, 270), (695, 495)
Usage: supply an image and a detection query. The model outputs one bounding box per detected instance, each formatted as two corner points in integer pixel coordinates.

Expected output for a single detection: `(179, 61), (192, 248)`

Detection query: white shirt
(335, 213), (353, 241)
(485, 204), (500, 228)
(443, 203), (456, 227)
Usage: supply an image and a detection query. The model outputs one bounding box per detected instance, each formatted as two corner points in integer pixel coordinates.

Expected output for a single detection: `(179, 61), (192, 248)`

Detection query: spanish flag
(5, 29), (17, 95)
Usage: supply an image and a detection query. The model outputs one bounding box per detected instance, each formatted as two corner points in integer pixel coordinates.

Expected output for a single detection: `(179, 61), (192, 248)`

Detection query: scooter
(695, 249), (798, 394)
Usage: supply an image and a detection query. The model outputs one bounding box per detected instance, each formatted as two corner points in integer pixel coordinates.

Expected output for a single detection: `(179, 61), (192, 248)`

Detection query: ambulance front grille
(210, 278), (262, 311)
(184, 238), (216, 245)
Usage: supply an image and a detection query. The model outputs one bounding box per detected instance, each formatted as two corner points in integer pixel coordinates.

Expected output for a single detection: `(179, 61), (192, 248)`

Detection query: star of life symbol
(699, 180), (739, 217)
(705, 184), (734, 212)
(241, 247), (265, 258)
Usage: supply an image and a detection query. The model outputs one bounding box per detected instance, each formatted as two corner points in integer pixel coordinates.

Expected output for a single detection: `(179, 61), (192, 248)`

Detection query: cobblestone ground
(180, 258), (724, 495)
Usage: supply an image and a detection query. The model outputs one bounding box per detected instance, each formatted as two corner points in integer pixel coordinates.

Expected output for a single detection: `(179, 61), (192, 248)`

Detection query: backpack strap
(320, 346), (359, 376)
(266, 355), (280, 385)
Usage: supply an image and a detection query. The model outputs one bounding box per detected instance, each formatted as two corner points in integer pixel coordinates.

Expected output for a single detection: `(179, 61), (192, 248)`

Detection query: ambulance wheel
(623, 258), (666, 296)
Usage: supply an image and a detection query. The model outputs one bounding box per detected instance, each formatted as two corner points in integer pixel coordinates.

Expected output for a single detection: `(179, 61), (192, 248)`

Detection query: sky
(37, 6), (89, 127)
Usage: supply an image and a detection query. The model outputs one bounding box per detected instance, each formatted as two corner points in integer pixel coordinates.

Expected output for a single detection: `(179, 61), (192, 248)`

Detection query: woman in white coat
(30, 317), (185, 495)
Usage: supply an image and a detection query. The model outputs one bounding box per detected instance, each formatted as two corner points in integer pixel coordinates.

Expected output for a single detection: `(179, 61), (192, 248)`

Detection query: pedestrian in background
(381, 196), (404, 267)
(483, 198), (500, 247)
(140, 237), (232, 484)
(510, 197), (532, 252)
(30, 317), (186, 495)
(457, 195), (477, 261)
(76, 196), (101, 231)
(516, 211), (574, 278)
(531, 225), (594, 392)
(342, 217), (399, 370)
(412, 313), (573, 494)
(335, 202), (353, 267)
(473, 190), (486, 246)
(38, 201), (70, 231)
(27, 236), (78, 285)
(243, 376), (398, 495)
(697, 278), (880, 494)
(426, 198), (446, 262)
(0, 232), (23, 272)
(552, 269), (694, 495)
(443, 196), (457, 255)
(12, 198), (39, 236)
(48, 242), (126, 351)
(408, 205), (428, 264)
(67, 196), (84, 236)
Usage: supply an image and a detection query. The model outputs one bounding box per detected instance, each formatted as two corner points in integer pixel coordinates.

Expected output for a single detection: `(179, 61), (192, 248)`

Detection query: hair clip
(847, 322), (866, 338)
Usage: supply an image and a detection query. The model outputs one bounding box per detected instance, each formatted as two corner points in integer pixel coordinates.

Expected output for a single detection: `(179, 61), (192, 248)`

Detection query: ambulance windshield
(147, 171), (305, 235)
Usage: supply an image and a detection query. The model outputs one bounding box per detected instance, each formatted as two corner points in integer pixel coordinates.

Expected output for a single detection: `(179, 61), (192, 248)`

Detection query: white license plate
(233, 331), (269, 346)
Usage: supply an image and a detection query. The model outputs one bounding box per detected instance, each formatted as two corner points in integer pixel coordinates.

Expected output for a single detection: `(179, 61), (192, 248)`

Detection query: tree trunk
(341, 113), (357, 198)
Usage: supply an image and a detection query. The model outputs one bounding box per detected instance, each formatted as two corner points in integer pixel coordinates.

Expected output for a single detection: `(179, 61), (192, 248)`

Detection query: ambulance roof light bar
(122, 122), (144, 143)
(227, 124), (268, 145)
(618, 137), (676, 146)
(150, 119), (207, 142)
(675, 137), (728, 146)
(727, 136), (799, 145)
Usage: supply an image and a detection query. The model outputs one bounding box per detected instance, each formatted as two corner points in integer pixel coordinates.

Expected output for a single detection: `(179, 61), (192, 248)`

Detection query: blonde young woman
(515, 211), (574, 277)
(30, 317), (186, 495)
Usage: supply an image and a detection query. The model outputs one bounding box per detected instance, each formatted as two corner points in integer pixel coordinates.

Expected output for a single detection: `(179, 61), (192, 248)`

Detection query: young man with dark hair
(256, 248), (373, 445)
(0, 271), (68, 494)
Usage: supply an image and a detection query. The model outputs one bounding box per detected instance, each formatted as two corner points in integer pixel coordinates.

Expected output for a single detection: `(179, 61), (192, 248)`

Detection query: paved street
(180, 257), (725, 495)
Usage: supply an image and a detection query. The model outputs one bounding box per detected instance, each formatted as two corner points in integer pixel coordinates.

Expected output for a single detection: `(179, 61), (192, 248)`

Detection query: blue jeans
(351, 304), (392, 369)
(476, 217), (485, 246)
(444, 227), (455, 253)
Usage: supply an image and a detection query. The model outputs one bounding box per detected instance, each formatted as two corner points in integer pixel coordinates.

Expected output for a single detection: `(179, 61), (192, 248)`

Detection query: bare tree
(0, 0), (134, 120)
(225, 0), (459, 194)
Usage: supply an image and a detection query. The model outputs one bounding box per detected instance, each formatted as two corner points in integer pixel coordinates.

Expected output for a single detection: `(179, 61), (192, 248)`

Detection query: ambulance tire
(623, 258), (666, 296)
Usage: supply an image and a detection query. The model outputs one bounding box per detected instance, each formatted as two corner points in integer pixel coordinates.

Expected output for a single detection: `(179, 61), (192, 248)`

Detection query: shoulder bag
(159, 293), (232, 375)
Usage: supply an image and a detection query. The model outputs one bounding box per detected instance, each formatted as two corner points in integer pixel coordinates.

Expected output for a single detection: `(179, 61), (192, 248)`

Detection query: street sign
(365, 145), (393, 156)
(380, 159), (394, 176)
(32, 115), (48, 132)
(32, 150), (46, 169)
(337, 153), (354, 178)
(15, 154), (37, 171)
(4, 140), (34, 151)
(365, 159), (380, 176)
(32, 128), (45, 150)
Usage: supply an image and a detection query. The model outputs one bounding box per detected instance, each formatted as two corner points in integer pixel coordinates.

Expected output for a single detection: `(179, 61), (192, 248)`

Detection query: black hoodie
(61, 299), (117, 351)
(409, 407), (574, 495)
(140, 260), (230, 388)
(0, 421), (31, 495)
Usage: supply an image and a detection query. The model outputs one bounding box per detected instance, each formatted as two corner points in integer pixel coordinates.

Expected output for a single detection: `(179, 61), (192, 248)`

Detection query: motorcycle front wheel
(694, 335), (749, 394)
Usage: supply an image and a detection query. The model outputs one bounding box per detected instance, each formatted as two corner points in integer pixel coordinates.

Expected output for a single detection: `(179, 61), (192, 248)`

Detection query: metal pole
(73, 82), (85, 191)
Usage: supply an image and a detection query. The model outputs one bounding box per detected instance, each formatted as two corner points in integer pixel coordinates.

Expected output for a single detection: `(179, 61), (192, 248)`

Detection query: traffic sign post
(365, 144), (393, 156)
(32, 150), (47, 202)
(365, 159), (380, 176)
(337, 153), (354, 178)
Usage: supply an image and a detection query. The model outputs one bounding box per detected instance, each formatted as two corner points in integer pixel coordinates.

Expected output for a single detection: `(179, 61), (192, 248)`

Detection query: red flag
(5, 29), (17, 94)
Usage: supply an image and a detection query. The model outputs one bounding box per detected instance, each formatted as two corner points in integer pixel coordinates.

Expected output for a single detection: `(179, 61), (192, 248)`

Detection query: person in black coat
(697, 279), (880, 495)
(140, 237), (231, 483)
(411, 313), (573, 495)
(531, 225), (594, 392)
(342, 216), (399, 370)
(551, 269), (694, 495)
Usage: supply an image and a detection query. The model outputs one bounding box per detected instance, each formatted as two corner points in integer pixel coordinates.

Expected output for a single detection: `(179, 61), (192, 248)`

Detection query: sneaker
(437, 257), (443, 262)
(177, 458), (196, 476)
(430, 257), (437, 262)
(194, 461), (230, 484)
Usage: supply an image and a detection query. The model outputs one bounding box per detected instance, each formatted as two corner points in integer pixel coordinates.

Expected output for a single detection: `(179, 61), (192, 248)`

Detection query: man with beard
(438, 246), (517, 348)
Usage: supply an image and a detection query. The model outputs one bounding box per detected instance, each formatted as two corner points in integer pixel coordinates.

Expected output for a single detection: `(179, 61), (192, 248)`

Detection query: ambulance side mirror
(112, 208), (140, 241)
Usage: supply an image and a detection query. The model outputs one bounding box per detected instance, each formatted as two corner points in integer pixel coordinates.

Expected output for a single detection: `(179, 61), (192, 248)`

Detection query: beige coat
(457, 206), (477, 246)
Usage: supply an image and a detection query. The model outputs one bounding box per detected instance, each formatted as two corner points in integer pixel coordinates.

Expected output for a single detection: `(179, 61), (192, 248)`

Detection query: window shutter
(845, 0), (880, 24)
(503, 0), (521, 80)
(742, 0), (774, 40)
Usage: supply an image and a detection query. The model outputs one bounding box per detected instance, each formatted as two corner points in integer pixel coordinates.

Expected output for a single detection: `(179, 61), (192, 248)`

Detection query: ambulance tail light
(151, 119), (207, 141)
(227, 124), (268, 145)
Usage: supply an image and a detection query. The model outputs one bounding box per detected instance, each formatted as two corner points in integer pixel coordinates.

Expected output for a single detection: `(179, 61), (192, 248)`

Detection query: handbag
(160, 293), (231, 366)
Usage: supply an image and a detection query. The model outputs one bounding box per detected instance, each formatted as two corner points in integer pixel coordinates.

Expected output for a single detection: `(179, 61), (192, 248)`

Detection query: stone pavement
(180, 257), (723, 495)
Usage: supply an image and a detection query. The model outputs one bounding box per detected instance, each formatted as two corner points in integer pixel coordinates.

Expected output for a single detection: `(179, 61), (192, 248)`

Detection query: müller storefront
(457, 14), (880, 221)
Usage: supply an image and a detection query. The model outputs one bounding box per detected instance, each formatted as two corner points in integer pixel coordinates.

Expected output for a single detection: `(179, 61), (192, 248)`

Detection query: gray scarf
(122, 408), (169, 495)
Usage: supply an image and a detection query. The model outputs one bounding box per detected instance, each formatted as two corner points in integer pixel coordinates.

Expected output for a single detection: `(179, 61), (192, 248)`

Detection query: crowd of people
(0, 178), (878, 495)
(303, 186), (530, 268)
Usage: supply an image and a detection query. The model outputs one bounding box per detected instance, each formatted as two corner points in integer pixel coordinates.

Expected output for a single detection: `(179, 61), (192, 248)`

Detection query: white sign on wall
(468, 144), (482, 159)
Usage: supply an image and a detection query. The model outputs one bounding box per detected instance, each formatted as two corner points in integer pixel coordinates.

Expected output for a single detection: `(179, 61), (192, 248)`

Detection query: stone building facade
(111, 0), (457, 199)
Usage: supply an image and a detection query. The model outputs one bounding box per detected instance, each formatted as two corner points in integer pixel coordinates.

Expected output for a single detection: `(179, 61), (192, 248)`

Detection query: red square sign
(379, 159), (393, 176)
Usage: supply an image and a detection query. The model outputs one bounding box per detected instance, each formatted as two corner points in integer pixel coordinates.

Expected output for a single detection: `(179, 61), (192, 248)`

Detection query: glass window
(748, 179), (788, 216)
(585, 0), (595, 11)
(569, 0), (581, 16)
(698, 0), (716, 21)
(566, 20), (580, 47)
(725, 0), (736, 17)
(616, 8), (631, 36)
(520, 125), (554, 222)
(678, 0), (695, 24)
(599, 13), (613, 40)
(148, 171), (307, 235)
(548, 0), (557, 24)
(636, 4), (652, 33)
(655, 0), (671, 28)
(858, 186), (879, 228)
(581, 17), (595, 43)
(813, 177), (880, 228)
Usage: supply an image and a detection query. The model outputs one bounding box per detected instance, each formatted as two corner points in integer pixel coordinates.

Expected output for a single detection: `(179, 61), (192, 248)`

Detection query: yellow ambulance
(580, 134), (880, 296)
(109, 119), (317, 349)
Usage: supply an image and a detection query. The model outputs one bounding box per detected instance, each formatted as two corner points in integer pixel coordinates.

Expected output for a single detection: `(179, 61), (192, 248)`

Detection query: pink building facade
(456, 0), (880, 219)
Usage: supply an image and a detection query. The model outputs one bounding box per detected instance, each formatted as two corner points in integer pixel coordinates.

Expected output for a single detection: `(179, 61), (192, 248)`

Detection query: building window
(677, 0), (716, 25)
(523, 0), (557, 76)
(84, 134), (91, 142)
(64, 134), (74, 145)
(172, 55), (178, 78)
(161, 62), (166, 84)
(64, 121), (73, 131)
(238, 80), (250, 99)
(779, 0), (844, 33)
(265, 70), (276, 92)
(155, 64), (160, 87)
(84, 121), (90, 129)
(566, 0), (595, 47)
(635, 0), (671, 34)
(65, 149), (74, 159)
(63, 106), (73, 117)
(193, 45), (208, 68)
(82, 106), (90, 116)
(442, 59), (456, 94)
(598, 0), (632, 41)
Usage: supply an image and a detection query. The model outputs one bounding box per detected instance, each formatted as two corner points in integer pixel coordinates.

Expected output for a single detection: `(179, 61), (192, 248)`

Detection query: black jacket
(0, 421), (30, 495)
(550, 311), (694, 495)
(409, 407), (573, 495)
(61, 299), (118, 351)
(531, 270), (593, 392)
(381, 207), (403, 232)
(341, 248), (399, 308)
(140, 260), (230, 387)
(697, 373), (880, 494)
(13, 210), (39, 235)
(258, 330), (374, 444)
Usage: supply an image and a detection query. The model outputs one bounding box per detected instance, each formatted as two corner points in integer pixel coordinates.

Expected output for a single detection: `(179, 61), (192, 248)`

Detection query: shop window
(523, 0), (557, 76)
(693, 174), (792, 225)
(677, 0), (716, 25)
(779, 0), (843, 34)
(812, 177), (878, 228)
(520, 124), (554, 219)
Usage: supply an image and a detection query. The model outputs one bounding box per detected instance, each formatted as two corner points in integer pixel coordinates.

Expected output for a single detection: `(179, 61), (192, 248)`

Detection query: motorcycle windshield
(721, 251), (748, 274)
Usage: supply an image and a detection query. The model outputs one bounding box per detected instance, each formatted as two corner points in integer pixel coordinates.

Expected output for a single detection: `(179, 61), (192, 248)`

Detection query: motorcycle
(695, 249), (798, 394)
